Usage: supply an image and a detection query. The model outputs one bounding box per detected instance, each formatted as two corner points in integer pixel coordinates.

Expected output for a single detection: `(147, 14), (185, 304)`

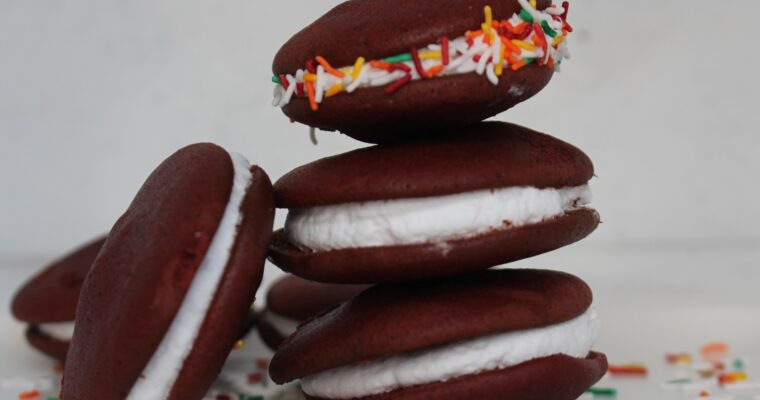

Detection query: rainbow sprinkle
(272, 0), (572, 110)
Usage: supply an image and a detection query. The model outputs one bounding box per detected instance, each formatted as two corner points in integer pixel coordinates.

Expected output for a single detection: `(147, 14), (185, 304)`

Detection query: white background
(1, 1), (760, 398)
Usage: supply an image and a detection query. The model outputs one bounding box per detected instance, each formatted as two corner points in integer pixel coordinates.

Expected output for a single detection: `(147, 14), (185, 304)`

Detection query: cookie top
(266, 275), (369, 320)
(62, 144), (275, 399)
(11, 236), (106, 324)
(273, 0), (549, 73)
(270, 269), (592, 383)
(275, 122), (593, 208)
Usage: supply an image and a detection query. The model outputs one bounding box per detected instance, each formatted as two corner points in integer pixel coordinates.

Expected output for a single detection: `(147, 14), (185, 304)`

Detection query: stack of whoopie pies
(267, 0), (607, 399)
(6, 1), (607, 399)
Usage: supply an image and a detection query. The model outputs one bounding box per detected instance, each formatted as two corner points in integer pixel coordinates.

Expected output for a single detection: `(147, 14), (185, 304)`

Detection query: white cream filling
(286, 185), (591, 251)
(301, 307), (599, 399)
(261, 309), (301, 337)
(127, 151), (253, 400)
(37, 321), (76, 342)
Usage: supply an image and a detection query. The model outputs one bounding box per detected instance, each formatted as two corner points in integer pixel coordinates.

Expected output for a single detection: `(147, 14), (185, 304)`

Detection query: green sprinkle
(272, 75), (281, 84)
(586, 387), (618, 396)
(666, 378), (692, 385)
(524, 57), (537, 65)
(541, 20), (558, 38)
(735, 358), (746, 371)
(384, 53), (413, 63)
(519, 9), (534, 23)
(237, 396), (264, 400)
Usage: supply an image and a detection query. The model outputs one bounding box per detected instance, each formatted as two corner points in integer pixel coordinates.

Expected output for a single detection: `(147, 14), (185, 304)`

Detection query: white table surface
(2, 244), (759, 400)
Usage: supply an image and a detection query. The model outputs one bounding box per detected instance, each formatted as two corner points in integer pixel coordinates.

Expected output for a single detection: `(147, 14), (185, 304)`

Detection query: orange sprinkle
(511, 60), (527, 71)
(699, 390), (710, 397)
(306, 81), (318, 111)
(547, 57), (555, 68)
(18, 391), (39, 400)
(491, 21), (500, 29)
(532, 34), (546, 49)
(426, 65), (445, 77)
(466, 30), (484, 39)
(315, 55), (345, 78)
(501, 37), (522, 55)
(370, 60), (392, 70)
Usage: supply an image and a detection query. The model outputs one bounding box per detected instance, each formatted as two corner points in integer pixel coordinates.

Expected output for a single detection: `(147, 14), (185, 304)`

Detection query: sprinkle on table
(18, 391), (39, 400)
(609, 363), (648, 376)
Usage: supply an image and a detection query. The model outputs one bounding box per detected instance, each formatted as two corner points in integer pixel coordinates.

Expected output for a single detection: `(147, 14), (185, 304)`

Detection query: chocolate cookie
(257, 275), (369, 350)
(10, 236), (106, 360)
(270, 269), (607, 400)
(61, 144), (275, 399)
(270, 122), (599, 284)
(272, 0), (573, 143)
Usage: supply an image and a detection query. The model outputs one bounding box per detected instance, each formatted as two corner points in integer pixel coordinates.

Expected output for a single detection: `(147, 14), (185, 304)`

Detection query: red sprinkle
(279, 74), (289, 90)
(385, 73), (412, 94)
(410, 47), (428, 78)
(247, 372), (263, 383)
(306, 59), (317, 74)
(389, 62), (411, 73)
(256, 358), (270, 369)
(296, 82), (304, 97)
(533, 23), (548, 64)
(441, 36), (450, 66)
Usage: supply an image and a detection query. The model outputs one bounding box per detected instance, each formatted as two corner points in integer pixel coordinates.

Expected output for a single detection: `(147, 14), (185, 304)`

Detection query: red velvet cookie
(257, 275), (369, 350)
(61, 143), (275, 400)
(270, 269), (607, 400)
(10, 236), (106, 360)
(272, 0), (574, 143)
(270, 122), (599, 284)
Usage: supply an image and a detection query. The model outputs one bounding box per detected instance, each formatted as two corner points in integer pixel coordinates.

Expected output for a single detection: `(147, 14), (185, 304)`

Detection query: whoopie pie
(272, 0), (573, 143)
(10, 235), (105, 361)
(270, 122), (599, 284)
(61, 144), (275, 399)
(270, 269), (607, 400)
(257, 275), (369, 350)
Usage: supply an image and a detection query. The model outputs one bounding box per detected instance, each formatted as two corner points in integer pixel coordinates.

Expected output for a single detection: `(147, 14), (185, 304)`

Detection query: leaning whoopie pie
(270, 122), (599, 284)
(257, 275), (369, 350)
(270, 269), (607, 400)
(10, 235), (106, 361)
(272, 0), (573, 143)
(62, 143), (275, 399)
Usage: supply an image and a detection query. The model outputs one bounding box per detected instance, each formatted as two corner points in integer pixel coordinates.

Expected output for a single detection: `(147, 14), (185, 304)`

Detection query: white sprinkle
(282, 74), (297, 105)
(346, 65), (368, 93)
(315, 65), (326, 103)
(486, 63), (499, 85)
(309, 127), (318, 145)
(476, 47), (492, 75)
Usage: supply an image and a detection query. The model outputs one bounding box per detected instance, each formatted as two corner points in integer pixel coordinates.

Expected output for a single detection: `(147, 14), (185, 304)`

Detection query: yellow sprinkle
(304, 73), (317, 82)
(495, 46), (505, 76)
(530, 0), (537, 8)
(418, 51), (442, 60)
(552, 35), (566, 47)
(352, 57), (366, 82)
(326, 82), (344, 97)
(233, 340), (245, 350)
(341, 67), (351, 76)
(512, 40), (536, 51)
(483, 6), (494, 37)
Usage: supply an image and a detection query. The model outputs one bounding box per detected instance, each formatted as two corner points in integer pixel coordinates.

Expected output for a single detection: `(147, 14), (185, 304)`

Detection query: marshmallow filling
(301, 307), (599, 399)
(285, 185), (591, 251)
(36, 321), (76, 342)
(126, 152), (253, 399)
